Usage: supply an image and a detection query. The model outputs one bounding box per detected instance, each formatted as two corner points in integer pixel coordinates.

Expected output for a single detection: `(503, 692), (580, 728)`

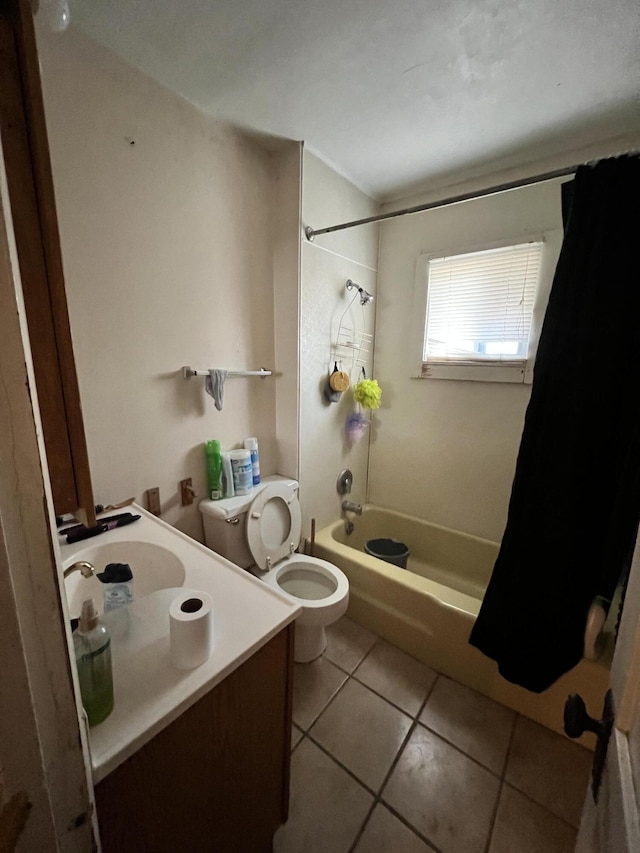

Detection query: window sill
(419, 362), (532, 384)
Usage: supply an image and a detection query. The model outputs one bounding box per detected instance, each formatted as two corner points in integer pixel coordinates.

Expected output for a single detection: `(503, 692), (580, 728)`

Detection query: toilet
(199, 475), (349, 662)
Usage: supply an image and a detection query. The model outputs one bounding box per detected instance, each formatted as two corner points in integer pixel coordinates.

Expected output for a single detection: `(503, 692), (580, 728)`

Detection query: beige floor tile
(274, 738), (373, 853)
(419, 676), (515, 773)
(489, 784), (577, 853)
(353, 639), (438, 717)
(292, 657), (348, 730)
(325, 616), (377, 673)
(505, 716), (591, 827)
(291, 724), (303, 750)
(383, 725), (500, 853)
(353, 804), (437, 853)
(310, 679), (412, 791)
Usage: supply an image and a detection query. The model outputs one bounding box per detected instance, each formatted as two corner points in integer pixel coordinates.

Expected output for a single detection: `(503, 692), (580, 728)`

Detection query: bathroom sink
(63, 540), (186, 619)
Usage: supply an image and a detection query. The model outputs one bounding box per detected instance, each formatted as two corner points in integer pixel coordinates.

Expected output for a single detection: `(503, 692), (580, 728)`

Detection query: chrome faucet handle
(337, 469), (353, 496)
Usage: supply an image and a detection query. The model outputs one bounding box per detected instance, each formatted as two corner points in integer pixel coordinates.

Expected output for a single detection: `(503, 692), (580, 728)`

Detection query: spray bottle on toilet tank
(243, 437), (261, 486)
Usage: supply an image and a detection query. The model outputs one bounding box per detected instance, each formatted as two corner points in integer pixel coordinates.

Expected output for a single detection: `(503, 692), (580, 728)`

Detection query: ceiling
(68, 0), (639, 200)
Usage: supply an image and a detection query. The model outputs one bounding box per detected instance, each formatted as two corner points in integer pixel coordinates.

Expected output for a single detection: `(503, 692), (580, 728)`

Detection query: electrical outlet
(146, 487), (161, 516)
(180, 478), (195, 507)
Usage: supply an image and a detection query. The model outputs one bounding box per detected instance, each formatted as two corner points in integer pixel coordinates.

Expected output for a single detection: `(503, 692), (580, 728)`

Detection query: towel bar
(182, 366), (272, 379)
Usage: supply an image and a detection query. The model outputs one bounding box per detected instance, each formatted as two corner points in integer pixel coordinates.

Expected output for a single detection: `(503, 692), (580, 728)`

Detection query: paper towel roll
(169, 590), (214, 669)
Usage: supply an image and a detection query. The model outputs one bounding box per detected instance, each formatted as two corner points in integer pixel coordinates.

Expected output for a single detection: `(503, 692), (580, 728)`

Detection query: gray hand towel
(205, 369), (227, 411)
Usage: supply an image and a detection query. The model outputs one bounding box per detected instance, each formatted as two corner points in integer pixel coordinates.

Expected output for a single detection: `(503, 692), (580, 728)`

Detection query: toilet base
(294, 624), (328, 663)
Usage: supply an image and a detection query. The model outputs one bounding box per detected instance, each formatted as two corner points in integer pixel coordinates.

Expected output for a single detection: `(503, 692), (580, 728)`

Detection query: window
(413, 235), (560, 383)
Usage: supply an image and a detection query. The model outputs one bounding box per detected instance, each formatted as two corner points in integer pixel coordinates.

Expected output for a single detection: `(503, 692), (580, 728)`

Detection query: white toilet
(199, 476), (349, 663)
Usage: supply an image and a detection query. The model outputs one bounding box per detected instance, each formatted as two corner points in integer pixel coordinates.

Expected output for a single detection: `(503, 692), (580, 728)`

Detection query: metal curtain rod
(304, 164), (581, 241)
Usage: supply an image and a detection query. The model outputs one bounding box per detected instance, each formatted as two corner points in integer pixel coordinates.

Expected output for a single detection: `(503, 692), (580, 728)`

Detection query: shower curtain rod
(304, 163), (581, 241)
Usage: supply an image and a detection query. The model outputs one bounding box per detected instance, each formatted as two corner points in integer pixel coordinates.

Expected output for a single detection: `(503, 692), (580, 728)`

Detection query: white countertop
(60, 504), (301, 784)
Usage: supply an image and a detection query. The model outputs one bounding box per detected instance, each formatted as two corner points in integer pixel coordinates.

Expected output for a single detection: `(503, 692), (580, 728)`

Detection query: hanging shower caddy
(331, 280), (374, 379)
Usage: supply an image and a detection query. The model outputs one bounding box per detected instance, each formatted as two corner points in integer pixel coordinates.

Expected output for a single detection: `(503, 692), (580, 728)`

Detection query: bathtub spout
(342, 500), (362, 516)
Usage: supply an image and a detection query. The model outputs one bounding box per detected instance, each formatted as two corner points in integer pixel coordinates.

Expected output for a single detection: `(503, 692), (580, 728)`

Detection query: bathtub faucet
(342, 500), (362, 516)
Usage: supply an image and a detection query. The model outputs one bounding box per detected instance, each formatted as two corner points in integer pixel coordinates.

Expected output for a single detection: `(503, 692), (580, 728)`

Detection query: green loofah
(353, 378), (382, 409)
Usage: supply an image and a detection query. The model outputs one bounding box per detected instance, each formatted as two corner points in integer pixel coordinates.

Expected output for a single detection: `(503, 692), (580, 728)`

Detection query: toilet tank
(199, 475), (298, 569)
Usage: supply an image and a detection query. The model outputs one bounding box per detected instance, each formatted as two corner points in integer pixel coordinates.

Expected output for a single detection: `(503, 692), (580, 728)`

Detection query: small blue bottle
(243, 437), (261, 486)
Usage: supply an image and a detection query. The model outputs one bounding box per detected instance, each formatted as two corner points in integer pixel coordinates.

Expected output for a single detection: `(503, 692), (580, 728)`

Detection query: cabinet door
(0, 1), (95, 524)
(95, 625), (294, 853)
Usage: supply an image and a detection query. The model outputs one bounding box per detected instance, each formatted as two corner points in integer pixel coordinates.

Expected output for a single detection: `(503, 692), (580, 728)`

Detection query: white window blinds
(424, 241), (544, 365)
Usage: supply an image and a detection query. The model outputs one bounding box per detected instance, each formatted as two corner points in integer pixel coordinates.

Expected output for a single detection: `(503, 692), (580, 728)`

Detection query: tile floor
(274, 617), (592, 853)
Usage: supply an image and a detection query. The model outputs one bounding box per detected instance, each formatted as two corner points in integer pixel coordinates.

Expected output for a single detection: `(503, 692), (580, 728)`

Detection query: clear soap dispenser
(73, 598), (114, 726)
(98, 562), (134, 612)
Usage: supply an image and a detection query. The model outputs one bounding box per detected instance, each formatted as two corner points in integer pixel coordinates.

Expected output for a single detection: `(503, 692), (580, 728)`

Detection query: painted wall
(369, 179), (566, 542)
(272, 145), (303, 480)
(36, 26), (295, 541)
(299, 151), (379, 536)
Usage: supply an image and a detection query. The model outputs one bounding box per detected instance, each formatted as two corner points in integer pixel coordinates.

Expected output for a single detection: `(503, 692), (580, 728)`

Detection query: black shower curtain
(469, 154), (640, 692)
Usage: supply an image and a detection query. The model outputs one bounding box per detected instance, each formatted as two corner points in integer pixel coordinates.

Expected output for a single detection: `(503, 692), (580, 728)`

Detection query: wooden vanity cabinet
(95, 625), (294, 853)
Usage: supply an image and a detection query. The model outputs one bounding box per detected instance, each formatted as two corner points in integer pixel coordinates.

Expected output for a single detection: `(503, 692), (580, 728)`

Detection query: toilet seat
(266, 555), (349, 606)
(246, 482), (302, 570)
(260, 554), (350, 624)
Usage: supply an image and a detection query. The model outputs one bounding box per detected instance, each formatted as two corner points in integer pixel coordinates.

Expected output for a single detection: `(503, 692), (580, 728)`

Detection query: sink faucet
(342, 500), (363, 516)
(63, 560), (96, 580)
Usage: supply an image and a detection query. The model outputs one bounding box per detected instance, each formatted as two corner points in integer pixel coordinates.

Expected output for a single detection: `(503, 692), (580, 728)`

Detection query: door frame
(0, 137), (96, 849)
(576, 522), (640, 851)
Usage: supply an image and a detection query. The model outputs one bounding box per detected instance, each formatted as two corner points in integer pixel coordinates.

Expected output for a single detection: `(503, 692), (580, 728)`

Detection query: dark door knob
(564, 693), (606, 739)
(563, 689), (614, 803)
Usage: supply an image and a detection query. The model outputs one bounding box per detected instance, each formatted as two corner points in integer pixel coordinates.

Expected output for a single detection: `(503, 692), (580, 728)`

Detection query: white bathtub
(314, 505), (609, 744)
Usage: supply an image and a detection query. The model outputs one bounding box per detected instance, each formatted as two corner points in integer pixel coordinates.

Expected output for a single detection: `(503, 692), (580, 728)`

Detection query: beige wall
(37, 26), (293, 541)
(369, 179), (566, 542)
(273, 145), (303, 480)
(299, 152), (379, 535)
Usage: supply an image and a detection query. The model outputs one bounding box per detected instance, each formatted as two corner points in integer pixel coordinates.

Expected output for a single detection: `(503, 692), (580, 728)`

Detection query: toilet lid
(246, 482), (302, 570)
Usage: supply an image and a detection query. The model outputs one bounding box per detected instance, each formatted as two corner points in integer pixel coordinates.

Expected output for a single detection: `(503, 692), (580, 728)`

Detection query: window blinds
(425, 241), (543, 363)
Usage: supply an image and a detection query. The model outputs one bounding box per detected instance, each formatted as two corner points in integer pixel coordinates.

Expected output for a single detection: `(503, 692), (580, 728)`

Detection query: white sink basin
(63, 540), (186, 618)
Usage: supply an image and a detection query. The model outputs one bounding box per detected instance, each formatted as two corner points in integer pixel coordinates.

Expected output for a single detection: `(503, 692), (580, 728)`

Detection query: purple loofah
(346, 411), (369, 442)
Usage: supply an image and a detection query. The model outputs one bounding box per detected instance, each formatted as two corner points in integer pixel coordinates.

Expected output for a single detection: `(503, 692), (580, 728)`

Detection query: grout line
(501, 712), (520, 780)
(295, 651), (444, 853)
(325, 639), (378, 678)
(373, 801), (444, 853)
(500, 782), (583, 832)
(295, 672), (350, 733)
(345, 799), (378, 853)
(351, 636), (379, 671)
(415, 717), (507, 782)
(479, 710), (519, 852)
(305, 725), (378, 798)
(310, 630), (445, 852)
(346, 674), (444, 853)
(349, 673), (432, 720)
(482, 777), (504, 853)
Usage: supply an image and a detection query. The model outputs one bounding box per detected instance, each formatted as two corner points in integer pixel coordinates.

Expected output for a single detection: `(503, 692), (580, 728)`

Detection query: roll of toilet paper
(169, 590), (214, 669)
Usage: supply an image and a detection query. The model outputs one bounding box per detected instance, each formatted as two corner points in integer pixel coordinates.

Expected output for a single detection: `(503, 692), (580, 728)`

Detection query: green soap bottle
(73, 598), (114, 726)
(205, 439), (223, 500)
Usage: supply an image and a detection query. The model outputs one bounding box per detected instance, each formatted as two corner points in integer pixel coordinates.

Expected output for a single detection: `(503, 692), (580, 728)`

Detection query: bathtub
(314, 505), (610, 744)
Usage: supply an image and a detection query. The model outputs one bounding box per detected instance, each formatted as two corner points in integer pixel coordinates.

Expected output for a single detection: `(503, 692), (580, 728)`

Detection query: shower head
(346, 279), (374, 306)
